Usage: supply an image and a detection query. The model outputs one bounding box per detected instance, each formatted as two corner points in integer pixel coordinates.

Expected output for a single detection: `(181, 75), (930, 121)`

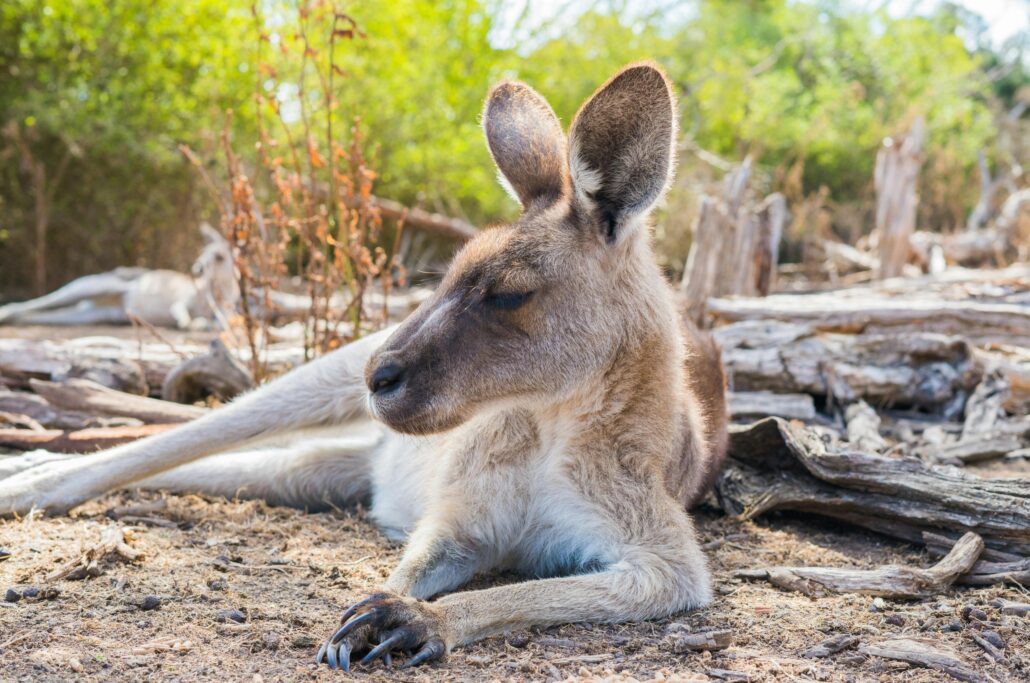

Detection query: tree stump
(875, 117), (925, 279)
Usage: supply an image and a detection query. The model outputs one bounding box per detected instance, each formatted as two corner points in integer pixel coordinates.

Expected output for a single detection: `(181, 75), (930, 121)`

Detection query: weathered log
(709, 291), (1030, 345)
(874, 118), (925, 279)
(714, 321), (980, 415)
(30, 378), (205, 424)
(717, 418), (1030, 555)
(0, 339), (152, 394)
(728, 391), (815, 421)
(161, 339), (253, 404)
(859, 638), (986, 683)
(0, 424), (175, 453)
(735, 532), (983, 598)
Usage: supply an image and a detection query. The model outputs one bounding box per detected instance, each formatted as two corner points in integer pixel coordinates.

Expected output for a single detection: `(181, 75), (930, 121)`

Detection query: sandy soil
(1, 489), (1026, 683)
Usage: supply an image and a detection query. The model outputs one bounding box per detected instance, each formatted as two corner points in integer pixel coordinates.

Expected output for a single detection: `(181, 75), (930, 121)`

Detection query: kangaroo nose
(369, 363), (405, 395)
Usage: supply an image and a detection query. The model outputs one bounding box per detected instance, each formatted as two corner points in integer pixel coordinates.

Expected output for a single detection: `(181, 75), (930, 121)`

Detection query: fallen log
(0, 424), (176, 453)
(859, 638), (986, 683)
(708, 294), (1030, 345)
(30, 378), (205, 423)
(714, 322), (981, 415)
(735, 532), (983, 598)
(728, 391), (816, 421)
(717, 418), (1030, 555)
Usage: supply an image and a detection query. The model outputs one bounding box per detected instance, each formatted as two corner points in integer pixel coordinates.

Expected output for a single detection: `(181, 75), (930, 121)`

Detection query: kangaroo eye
(484, 290), (533, 311)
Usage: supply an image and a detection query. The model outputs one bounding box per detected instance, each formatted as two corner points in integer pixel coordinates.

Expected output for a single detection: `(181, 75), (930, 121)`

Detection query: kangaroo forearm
(435, 564), (707, 647)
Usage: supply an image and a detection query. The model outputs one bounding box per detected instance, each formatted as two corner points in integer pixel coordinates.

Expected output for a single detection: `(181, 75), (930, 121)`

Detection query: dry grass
(2, 490), (1027, 682)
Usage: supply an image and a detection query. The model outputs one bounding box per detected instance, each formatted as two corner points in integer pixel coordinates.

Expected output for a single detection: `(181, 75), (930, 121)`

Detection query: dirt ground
(1, 488), (1027, 683)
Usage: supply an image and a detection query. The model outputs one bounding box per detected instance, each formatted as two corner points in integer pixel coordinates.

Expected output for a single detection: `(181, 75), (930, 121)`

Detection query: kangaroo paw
(315, 591), (447, 671)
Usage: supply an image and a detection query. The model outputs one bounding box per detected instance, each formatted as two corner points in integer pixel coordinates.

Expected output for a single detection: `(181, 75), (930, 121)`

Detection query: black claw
(326, 640), (339, 669)
(402, 638), (445, 668)
(331, 609), (377, 644)
(384, 652), (393, 668)
(336, 593), (382, 626)
(339, 642), (351, 672)
(361, 632), (403, 665)
(315, 640), (329, 665)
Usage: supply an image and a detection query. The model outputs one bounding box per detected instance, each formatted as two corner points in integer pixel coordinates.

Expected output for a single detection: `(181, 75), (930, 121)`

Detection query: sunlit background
(0, 0), (1026, 296)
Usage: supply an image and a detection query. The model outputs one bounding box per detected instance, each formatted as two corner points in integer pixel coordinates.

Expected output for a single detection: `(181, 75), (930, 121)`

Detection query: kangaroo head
(367, 63), (678, 435)
(192, 222), (240, 309)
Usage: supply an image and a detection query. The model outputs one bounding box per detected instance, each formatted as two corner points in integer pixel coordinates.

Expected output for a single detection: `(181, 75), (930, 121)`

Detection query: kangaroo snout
(368, 361), (405, 395)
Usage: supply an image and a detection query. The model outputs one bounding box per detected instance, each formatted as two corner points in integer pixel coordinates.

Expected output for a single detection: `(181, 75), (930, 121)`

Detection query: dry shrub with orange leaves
(183, 2), (404, 380)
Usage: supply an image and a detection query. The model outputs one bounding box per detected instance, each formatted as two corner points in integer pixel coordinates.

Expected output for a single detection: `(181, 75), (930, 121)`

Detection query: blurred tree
(0, 0), (255, 294)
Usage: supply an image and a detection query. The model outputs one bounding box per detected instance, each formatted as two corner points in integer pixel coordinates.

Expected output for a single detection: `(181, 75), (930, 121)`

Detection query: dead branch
(46, 526), (143, 581)
(859, 638), (988, 683)
(735, 532), (983, 598)
(802, 634), (860, 658)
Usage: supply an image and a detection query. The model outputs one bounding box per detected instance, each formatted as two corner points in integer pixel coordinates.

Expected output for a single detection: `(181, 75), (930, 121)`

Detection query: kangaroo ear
(199, 222), (225, 244)
(483, 82), (568, 209)
(568, 63), (676, 244)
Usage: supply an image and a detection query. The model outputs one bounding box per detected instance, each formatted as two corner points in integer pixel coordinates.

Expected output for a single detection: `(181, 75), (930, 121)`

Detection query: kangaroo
(0, 63), (728, 670)
(0, 223), (238, 329)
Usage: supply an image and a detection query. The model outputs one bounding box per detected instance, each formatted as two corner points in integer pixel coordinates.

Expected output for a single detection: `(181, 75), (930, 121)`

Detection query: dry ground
(1, 489), (1027, 683)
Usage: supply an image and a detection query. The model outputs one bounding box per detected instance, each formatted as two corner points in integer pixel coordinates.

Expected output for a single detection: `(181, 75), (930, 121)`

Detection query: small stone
(262, 631), (281, 650)
(21, 586), (40, 599)
(942, 619), (963, 632)
(0, 548), (11, 561)
(206, 577), (229, 592)
(4, 587), (21, 603)
(40, 587), (60, 600)
(981, 631), (1005, 649)
(68, 657), (83, 673)
(962, 605), (987, 622)
(139, 595), (162, 611)
(885, 614), (905, 626)
(507, 633), (531, 649)
(870, 597), (887, 612)
(215, 608), (247, 624)
(290, 635), (318, 648)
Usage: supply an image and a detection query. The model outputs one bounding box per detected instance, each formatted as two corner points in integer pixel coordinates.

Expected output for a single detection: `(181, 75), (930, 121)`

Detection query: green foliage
(0, 0), (1024, 295)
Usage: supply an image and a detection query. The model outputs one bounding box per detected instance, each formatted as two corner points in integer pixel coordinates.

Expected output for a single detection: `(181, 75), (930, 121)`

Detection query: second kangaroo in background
(0, 62), (728, 670)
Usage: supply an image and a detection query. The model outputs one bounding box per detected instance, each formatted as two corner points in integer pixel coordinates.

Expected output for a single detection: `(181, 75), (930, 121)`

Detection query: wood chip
(666, 627), (733, 652)
(802, 634), (860, 658)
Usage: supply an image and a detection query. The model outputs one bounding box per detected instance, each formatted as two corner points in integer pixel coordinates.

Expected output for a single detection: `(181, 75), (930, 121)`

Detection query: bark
(371, 196), (477, 242)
